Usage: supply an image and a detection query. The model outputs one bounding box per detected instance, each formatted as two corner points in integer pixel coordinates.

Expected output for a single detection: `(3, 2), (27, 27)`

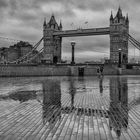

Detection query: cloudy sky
(0, 0), (140, 62)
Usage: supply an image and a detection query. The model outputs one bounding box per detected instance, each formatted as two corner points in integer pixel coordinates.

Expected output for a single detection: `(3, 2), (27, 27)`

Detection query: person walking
(100, 65), (104, 76)
(97, 67), (100, 76)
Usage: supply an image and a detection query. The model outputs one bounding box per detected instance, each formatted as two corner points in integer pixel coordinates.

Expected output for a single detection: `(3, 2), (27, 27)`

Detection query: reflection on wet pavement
(0, 76), (140, 140)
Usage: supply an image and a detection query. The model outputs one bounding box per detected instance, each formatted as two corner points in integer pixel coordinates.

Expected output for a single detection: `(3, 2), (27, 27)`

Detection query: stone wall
(0, 64), (124, 77)
(0, 65), (70, 77)
(84, 65), (118, 76)
(84, 67), (97, 76)
(122, 69), (140, 75)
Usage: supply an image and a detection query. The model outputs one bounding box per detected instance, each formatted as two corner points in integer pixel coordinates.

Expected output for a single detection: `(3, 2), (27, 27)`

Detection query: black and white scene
(0, 0), (140, 139)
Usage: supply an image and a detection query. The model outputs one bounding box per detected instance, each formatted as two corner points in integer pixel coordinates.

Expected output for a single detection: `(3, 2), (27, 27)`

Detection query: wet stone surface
(0, 76), (140, 140)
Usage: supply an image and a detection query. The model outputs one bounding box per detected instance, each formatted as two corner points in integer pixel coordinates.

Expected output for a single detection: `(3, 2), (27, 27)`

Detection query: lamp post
(118, 48), (122, 68)
(71, 41), (76, 65)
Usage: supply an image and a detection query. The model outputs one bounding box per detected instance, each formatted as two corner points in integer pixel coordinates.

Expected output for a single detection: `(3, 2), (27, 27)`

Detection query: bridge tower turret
(43, 15), (62, 63)
(110, 7), (129, 64)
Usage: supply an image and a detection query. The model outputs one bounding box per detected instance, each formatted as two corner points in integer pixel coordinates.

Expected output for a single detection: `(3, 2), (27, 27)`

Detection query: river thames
(0, 76), (140, 140)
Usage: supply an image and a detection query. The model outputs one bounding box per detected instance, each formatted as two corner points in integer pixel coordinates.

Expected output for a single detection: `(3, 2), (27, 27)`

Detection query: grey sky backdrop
(0, 0), (140, 62)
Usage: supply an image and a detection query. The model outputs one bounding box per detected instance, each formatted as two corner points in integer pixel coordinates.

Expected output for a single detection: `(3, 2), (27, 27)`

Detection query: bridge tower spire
(43, 14), (62, 63)
(110, 7), (129, 64)
(126, 13), (129, 25)
(110, 11), (113, 24)
(59, 20), (62, 30)
(43, 17), (46, 27)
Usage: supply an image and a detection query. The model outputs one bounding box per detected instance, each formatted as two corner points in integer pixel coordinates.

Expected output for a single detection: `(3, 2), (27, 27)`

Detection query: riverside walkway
(0, 76), (140, 140)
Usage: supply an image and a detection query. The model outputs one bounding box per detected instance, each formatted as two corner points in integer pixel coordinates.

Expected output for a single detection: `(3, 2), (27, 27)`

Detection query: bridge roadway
(53, 27), (110, 37)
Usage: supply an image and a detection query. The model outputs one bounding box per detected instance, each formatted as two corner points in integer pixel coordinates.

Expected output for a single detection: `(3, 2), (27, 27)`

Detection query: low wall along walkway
(0, 64), (139, 77)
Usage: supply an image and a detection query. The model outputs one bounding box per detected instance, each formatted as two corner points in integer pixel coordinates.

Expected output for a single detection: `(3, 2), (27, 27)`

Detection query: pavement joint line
(0, 103), (40, 137)
(23, 94), (70, 139)
(40, 94), (73, 139)
(57, 93), (82, 140)
(124, 103), (140, 123)
(68, 110), (80, 140)
(43, 97), (74, 140)
(103, 96), (135, 140)
(69, 95), (84, 140)
(118, 104), (140, 138)
(0, 103), (39, 134)
(96, 96), (114, 140)
(129, 109), (140, 124)
(39, 94), (73, 140)
(87, 94), (92, 140)
(1, 105), (41, 137)
(92, 94), (102, 140)
(63, 101), (80, 140)
(13, 106), (42, 138)
(48, 104), (74, 139)
(76, 94), (84, 140)
(105, 95), (140, 139)
(0, 103), (19, 117)
(88, 94), (95, 140)
(105, 97), (132, 139)
(76, 95), (85, 140)
(60, 94), (84, 140)
(96, 95), (110, 140)
(49, 94), (83, 140)
(90, 94), (96, 140)
(95, 97), (106, 140)
(95, 95), (107, 140)
(126, 107), (140, 125)
(81, 94), (87, 140)
(101, 95), (127, 140)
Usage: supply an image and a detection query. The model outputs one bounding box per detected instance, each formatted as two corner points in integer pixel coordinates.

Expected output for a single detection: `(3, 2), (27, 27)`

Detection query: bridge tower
(43, 15), (62, 63)
(110, 7), (129, 63)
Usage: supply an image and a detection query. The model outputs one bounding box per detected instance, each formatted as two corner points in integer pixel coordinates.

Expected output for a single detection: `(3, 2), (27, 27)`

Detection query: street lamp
(71, 41), (76, 65)
(118, 48), (122, 68)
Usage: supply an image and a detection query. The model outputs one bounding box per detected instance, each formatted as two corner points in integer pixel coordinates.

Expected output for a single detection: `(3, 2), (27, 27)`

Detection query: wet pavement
(0, 76), (140, 140)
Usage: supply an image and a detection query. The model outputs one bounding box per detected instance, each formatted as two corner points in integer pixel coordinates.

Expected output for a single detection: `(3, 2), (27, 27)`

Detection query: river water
(0, 76), (140, 139)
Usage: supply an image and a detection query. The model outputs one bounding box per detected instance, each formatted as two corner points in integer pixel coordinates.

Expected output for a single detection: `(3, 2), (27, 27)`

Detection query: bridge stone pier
(43, 7), (129, 64)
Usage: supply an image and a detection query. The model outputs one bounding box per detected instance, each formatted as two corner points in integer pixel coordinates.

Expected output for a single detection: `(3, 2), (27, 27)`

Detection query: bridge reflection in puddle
(0, 76), (140, 140)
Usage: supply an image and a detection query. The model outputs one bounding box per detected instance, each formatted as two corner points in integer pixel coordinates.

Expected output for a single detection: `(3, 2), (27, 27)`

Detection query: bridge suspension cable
(128, 33), (140, 62)
(9, 37), (43, 64)
(129, 38), (140, 50)
(128, 34), (140, 47)
(17, 37), (43, 63)
(128, 34), (140, 50)
(22, 48), (44, 63)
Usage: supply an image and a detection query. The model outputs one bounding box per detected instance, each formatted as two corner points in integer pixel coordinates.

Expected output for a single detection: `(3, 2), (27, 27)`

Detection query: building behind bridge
(0, 41), (42, 64)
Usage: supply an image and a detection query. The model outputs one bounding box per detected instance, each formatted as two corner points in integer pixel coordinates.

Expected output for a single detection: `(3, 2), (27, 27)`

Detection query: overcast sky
(0, 0), (140, 62)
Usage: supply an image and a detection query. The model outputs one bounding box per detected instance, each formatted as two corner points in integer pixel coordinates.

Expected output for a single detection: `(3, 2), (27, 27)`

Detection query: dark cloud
(0, 0), (8, 8)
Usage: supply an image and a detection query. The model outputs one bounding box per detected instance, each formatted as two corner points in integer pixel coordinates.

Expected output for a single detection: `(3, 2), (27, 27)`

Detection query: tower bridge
(1, 6), (140, 67)
(43, 7), (129, 64)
